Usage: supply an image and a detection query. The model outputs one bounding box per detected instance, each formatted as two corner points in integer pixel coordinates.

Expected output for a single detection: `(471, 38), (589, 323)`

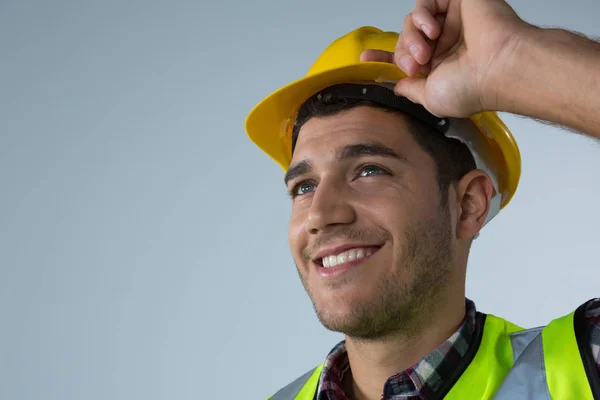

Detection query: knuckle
(412, 8), (425, 20)
(401, 29), (423, 49)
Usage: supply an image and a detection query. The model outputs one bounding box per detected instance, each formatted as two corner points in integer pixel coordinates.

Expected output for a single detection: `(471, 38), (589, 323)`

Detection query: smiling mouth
(314, 246), (382, 268)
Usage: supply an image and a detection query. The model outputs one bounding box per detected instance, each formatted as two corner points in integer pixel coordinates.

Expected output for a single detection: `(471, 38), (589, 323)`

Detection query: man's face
(286, 106), (456, 339)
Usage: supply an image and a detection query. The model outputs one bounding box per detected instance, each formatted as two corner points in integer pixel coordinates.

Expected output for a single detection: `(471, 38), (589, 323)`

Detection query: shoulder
(535, 298), (600, 353)
(580, 298), (600, 321)
(577, 298), (600, 345)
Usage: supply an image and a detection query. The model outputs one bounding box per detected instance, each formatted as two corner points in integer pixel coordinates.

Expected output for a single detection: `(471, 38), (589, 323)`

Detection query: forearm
(493, 25), (600, 138)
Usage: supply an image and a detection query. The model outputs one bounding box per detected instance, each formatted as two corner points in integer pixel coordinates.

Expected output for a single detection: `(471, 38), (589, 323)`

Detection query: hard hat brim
(244, 61), (521, 209)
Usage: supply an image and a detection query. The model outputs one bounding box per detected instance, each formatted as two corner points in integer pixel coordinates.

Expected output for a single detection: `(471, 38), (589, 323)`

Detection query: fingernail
(409, 45), (419, 58)
(422, 24), (431, 37)
(400, 55), (413, 72)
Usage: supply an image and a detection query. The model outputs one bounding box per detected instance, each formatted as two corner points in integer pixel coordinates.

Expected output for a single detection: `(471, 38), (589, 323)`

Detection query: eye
(290, 181), (316, 198)
(358, 164), (388, 177)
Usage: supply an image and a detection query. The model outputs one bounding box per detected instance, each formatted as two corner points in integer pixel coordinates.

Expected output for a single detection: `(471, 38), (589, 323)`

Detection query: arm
(361, 0), (600, 139)
(493, 26), (600, 138)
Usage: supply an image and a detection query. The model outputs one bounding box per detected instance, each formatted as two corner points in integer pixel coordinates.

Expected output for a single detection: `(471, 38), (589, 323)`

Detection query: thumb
(394, 77), (427, 107)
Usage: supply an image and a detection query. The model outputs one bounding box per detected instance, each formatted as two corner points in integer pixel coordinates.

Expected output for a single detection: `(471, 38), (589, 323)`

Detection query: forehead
(291, 106), (422, 163)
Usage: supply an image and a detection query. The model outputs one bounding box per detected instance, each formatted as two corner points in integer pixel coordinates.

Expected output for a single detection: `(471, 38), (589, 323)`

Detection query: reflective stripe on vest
(494, 307), (599, 399)
(492, 328), (549, 399)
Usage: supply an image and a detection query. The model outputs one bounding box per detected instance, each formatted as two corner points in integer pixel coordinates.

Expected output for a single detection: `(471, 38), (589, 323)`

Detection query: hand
(361, 0), (530, 118)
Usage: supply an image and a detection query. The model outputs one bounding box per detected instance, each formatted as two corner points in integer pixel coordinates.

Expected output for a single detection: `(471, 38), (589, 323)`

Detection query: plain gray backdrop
(1, 0), (600, 399)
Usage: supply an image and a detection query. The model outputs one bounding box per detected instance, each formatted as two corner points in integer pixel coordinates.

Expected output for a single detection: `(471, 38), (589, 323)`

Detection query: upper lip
(312, 243), (384, 261)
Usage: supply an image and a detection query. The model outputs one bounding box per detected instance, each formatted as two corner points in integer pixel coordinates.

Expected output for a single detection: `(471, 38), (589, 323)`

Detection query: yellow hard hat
(245, 26), (521, 218)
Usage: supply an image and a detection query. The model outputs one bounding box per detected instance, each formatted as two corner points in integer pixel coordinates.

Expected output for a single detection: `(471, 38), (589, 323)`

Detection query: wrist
(479, 21), (540, 113)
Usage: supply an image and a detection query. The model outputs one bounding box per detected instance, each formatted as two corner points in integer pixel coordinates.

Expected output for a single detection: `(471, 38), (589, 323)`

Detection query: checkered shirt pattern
(584, 298), (600, 375)
(316, 299), (477, 400)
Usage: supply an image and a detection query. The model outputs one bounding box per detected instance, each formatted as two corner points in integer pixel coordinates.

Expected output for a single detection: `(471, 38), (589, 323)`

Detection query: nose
(305, 178), (356, 234)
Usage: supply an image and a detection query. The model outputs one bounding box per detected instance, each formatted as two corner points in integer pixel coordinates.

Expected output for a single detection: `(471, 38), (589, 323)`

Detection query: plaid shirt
(316, 299), (477, 400)
(316, 298), (600, 400)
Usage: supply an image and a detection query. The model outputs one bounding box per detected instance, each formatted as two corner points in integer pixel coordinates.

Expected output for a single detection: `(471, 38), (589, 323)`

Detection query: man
(245, 0), (600, 398)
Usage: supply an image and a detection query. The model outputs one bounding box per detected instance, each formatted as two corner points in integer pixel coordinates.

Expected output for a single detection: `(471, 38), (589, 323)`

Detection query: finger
(434, 13), (446, 27)
(394, 50), (434, 77)
(360, 49), (395, 63)
(418, 63), (432, 76)
(411, 0), (451, 38)
(413, 0), (450, 15)
(412, 6), (442, 40)
(433, 1), (462, 58)
(398, 13), (433, 66)
(393, 77), (428, 108)
(360, 48), (431, 78)
(395, 52), (420, 77)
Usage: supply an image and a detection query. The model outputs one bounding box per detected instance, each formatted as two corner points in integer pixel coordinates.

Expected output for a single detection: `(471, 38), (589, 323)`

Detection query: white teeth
(321, 247), (375, 268)
(328, 255), (338, 267)
(347, 250), (356, 261)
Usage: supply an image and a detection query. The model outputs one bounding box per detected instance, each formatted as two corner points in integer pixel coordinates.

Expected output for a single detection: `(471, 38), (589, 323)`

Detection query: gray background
(1, 0), (599, 399)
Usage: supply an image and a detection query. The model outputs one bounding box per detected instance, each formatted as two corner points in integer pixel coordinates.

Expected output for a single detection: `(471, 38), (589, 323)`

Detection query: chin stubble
(296, 205), (453, 340)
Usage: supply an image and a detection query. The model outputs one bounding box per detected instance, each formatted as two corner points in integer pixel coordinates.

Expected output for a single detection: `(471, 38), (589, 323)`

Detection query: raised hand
(361, 0), (530, 118)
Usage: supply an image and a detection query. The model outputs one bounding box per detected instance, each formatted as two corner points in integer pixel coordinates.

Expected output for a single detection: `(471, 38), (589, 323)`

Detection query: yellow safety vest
(267, 302), (600, 399)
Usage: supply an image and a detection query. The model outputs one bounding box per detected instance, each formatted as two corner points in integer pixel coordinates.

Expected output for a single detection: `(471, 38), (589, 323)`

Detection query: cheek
(287, 210), (307, 257)
(355, 195), (412, 231)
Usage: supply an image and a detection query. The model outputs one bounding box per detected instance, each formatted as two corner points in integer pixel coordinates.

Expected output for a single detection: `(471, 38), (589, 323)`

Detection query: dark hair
(291, 93), (476, 205)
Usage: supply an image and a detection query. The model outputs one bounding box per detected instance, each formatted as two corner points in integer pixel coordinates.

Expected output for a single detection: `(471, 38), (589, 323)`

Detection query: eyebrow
(284, 160), (313, 186)
(338, 142), (405, 162)
(283, 142), (407, 186)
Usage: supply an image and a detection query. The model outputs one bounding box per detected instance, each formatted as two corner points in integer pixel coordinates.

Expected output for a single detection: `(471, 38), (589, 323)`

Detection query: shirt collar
(316, 298), (478, 400)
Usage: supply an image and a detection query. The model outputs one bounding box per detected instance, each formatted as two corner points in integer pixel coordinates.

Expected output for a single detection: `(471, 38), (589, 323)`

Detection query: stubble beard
(297, 204), (454, 340)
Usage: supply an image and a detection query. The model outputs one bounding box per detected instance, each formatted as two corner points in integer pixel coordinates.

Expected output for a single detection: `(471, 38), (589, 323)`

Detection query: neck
(342, 294), (466, 400)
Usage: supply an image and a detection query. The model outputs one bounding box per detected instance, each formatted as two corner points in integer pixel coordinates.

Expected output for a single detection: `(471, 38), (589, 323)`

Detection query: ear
(454, 170), (495, 240)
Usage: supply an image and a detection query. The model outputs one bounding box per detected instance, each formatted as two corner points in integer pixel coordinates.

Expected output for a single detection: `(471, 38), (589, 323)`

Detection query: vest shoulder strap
(494, 300), (600, 400)
(267, 365), (323, 400)
(442, 313), (523, 399)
